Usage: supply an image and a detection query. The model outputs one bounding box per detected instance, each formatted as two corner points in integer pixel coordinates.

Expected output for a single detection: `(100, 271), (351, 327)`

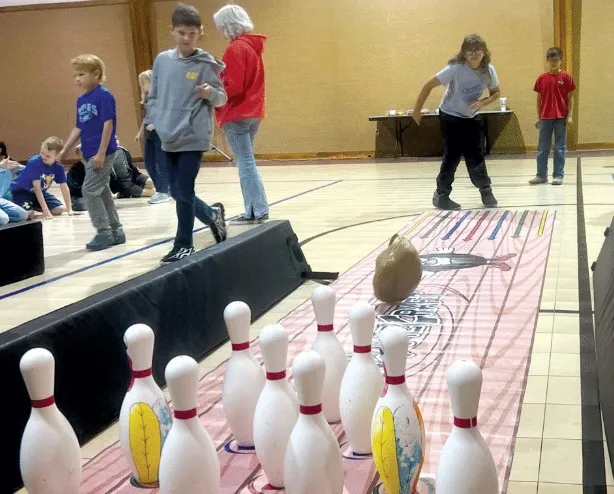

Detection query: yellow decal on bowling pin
(372, 406), (400, 494)
(129, 402), (162, 484)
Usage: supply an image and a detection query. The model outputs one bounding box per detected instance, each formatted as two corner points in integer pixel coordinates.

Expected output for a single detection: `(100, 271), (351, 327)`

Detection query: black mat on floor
(592, 217), (614, 476)
(0, 220), (44, 287)
(0, 220), (311, 493)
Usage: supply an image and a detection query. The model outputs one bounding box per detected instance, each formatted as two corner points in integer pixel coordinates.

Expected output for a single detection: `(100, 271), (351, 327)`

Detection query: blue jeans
(165, 151), (214, 249)
(537, 119), (567, 179)
(0, 198), (29, 225)
(223, 119), (268, 218)
(144, 133), (169, 194)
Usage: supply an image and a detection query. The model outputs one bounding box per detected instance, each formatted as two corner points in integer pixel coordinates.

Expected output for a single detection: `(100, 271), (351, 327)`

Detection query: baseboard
(576, 143), (614, 151)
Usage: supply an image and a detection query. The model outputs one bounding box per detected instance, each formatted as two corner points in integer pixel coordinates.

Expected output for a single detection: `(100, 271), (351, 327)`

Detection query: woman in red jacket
(214, 4), (269, 223)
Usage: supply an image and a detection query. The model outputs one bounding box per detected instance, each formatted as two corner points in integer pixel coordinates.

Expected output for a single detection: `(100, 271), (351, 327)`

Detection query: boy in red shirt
(530, 47), (576, 185)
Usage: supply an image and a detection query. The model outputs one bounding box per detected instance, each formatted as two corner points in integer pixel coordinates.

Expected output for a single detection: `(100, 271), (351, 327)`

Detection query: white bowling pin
(339, 302), (384, 455)
(311, 285), (347, 423)
(253, 324), (299, 488)
(284, 350), (344, 494)
(371, 326), (425, 494)
(435, 360), (499, 494)
(158, 355), (220, 494)
(221, 301), (265, 447)
(119, 324), (172, 487)
(19, 348), (82, 494)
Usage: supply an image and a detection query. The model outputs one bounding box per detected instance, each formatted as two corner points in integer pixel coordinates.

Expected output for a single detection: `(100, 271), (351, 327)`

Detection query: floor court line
(0, 180), (343, 302)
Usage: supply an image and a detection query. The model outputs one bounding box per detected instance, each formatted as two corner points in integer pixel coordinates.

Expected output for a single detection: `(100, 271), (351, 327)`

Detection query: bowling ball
(373, 234), (422, 305)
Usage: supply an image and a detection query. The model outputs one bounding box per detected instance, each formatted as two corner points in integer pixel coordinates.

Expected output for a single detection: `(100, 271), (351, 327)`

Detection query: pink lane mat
(81, 208), (555, 494)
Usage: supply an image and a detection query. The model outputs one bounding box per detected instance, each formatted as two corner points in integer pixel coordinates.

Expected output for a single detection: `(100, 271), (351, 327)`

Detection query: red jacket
(215, 34), (266, 127)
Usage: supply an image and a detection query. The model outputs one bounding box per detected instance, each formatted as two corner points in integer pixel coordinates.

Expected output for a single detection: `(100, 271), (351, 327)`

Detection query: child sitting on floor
(11, 136), (76, 220)
(110, 140), (155, 199)
(0, 157), (30, 225)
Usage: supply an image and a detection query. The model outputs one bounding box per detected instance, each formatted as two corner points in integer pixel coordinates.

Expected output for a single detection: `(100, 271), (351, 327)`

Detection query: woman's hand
(411, 109), (423, 125)
(470, 99), (485, 112)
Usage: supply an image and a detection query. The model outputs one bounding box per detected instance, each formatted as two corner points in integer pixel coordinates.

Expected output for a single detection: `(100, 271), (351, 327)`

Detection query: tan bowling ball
(373, 234), (422, 305)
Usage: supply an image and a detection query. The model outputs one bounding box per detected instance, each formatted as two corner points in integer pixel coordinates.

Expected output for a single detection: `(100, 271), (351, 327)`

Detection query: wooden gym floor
(5, 155), (614, 493)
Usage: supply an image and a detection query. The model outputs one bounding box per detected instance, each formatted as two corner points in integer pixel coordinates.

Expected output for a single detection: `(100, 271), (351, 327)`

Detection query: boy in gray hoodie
(147, 3), (228, 264)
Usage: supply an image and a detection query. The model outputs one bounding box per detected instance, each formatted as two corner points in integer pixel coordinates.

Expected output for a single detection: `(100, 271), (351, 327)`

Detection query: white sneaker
(551, 178), (563, 185)
(148, 192), (170, 204)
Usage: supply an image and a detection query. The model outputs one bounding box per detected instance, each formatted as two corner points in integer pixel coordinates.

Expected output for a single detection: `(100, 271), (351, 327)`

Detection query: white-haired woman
(214, 4), (269, 223)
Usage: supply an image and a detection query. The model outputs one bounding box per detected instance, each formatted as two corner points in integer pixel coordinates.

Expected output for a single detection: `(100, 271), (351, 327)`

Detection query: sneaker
(433, 192), (461, 211)
(230, 213), (269, 225)
(148, 192), (170, 204)
(86, 232), (113, 251)
(112, 228), (126, 246)
(160, 246), (195, 264)
(551, 177), (563, 185)
(529, 176), (548, 185)
(480, 188), (498, 208)
(209, 202), (227, 243)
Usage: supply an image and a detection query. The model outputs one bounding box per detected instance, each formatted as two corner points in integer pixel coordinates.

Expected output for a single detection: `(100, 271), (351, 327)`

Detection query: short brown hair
(71, 54), (106, 82)
(172, 3), (201, 28)
(43, 136), (64, 153)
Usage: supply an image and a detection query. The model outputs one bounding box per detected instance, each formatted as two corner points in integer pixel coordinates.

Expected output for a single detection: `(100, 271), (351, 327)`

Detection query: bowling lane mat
(81, 208), (555, 493)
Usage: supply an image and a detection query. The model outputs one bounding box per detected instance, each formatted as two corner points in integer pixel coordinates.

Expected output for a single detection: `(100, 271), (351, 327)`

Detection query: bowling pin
(311, 285), (347, 423)
(221, 301), (265, 447)
(371, 326), (425, 494)
(435, 360), (499, 494)
(284, 351), (344, 494)
(119, 324), (172, 487)
(158, 355), (220, 494)
(339, 302), (384, 455)
(253, 324), (299, 488)
(19, 348), (81, 494)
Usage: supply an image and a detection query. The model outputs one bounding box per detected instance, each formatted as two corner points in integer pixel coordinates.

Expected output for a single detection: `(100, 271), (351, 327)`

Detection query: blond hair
(138, 69), (152, 104)
(71, 54), (106, 82)
(43, 136), (64, 153)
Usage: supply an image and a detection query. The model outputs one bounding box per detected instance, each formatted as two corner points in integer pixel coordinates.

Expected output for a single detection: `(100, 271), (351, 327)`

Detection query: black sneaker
(209, 202), (227, 243)
(480, 188), (498, 208)
(433, 192), (461, 211)
(160, 246), (195, 265)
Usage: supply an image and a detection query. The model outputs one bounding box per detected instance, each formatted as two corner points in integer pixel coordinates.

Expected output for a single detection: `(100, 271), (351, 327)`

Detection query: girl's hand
(68, 210), (83, 216)
(567, 116), (573, 125)
(411, 109), (423, 125)
(470, 99), (484, 112)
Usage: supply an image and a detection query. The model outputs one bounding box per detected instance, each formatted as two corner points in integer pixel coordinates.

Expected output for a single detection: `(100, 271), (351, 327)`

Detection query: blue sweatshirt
(146, 48), (228, 152)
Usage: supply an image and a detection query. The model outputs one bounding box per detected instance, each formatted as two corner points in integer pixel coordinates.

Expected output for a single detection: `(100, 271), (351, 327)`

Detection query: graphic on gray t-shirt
(437, 63), (499, 118)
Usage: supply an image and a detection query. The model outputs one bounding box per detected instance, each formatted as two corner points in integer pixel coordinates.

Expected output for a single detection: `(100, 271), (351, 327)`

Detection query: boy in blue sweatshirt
(147, 3), (228, 264)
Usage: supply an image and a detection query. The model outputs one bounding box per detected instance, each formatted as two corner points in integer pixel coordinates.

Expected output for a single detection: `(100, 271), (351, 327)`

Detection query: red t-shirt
(534, 71), (576, 119)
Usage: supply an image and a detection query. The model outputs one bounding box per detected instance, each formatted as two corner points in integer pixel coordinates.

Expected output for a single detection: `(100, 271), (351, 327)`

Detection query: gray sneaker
(112, 228), (126, 245)
(148, 192), (170, 204)
(551, 177), (563, 185)
(529, 176), (548, 185)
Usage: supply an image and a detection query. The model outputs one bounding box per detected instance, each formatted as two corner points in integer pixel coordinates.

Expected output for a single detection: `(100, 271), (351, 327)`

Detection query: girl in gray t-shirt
(411, 34), (501, 211)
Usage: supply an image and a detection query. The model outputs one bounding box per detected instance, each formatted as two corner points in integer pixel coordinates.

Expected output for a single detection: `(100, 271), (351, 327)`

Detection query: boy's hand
(567, 116), (573, 125)
(92, 152), (105, 169)
(68, 210), (83, 216)
(56, 150), (65, 162)
(195, 83), (213, 100)
(535, 119), (541, 129)
(42, 209), (53, 220)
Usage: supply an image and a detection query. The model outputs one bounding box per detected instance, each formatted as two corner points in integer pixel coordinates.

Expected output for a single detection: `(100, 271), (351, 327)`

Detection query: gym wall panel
(0, 3), (141, 161)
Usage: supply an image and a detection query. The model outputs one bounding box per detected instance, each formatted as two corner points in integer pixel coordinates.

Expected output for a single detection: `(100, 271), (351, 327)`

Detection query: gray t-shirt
(437, 63), (499, 118)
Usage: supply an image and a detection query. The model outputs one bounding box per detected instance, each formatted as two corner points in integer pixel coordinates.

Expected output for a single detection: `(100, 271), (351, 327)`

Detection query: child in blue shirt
(11, 136), (74, 220)
(57, 54), (125, 251)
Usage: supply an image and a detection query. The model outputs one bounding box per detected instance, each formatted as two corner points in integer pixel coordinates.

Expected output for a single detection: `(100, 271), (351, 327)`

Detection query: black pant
(164, 150), (214, 249)
(436, 111), (492, 195)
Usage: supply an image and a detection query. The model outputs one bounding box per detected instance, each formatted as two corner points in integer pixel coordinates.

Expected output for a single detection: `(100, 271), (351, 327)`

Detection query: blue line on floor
(0, 180), (343, 301)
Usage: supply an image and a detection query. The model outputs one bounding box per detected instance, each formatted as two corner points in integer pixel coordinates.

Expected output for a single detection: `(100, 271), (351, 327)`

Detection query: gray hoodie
(146, 48), (228, 152)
